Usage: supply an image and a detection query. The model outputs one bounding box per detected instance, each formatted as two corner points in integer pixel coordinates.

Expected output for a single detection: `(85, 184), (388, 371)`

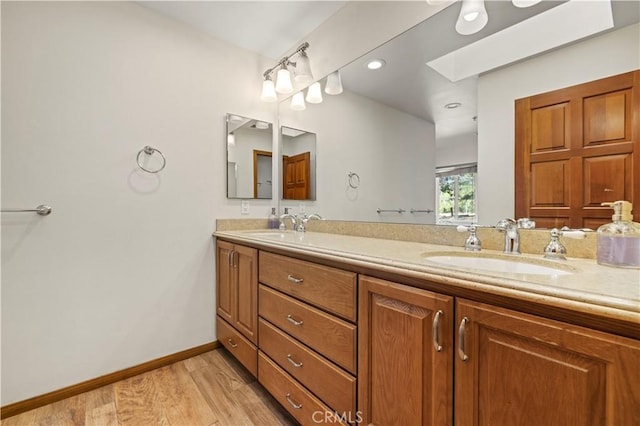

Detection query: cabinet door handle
(285, 393), (302, 409)
(458, 317), (469, 361)
(433, 310), (444, 352)
(232, 251), (238, 268)
(227, 338), (238, 348)
(286, 314), (304, 326)
(287, 274), (304, 284)
(286, 354), (303, 368)
(228, 250), (234, 266)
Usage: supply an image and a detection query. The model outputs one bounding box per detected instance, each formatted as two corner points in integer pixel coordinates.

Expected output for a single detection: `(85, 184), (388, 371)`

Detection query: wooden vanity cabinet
(358, 275), (454, 426)
(216, 240), (258, 375)
(455, 298), (640, 426)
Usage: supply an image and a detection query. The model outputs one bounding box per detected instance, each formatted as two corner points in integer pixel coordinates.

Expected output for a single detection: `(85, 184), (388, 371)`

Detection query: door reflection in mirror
(226, 113), (272, 199)
(281, 126), (316, 201)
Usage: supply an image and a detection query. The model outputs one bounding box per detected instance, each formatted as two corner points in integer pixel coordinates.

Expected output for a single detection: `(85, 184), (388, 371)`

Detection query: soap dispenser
(268, 207), (279, 229)
(597, 200), (640, 268)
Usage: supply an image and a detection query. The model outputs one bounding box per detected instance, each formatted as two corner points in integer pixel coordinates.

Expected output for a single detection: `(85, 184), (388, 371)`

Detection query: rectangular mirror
(226, 113), (273, 199)
(281, 126), (316, 201)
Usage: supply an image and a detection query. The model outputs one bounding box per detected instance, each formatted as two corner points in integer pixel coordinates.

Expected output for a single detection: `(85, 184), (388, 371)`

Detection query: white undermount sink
(422, 253), (576, 276)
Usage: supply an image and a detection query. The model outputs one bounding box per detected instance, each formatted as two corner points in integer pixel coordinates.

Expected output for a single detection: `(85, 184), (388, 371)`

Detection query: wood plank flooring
(2, 349), (296, 426)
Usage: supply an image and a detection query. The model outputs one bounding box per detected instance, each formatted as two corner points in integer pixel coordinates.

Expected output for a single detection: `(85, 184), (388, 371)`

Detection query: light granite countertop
(214, 229), (640, 331)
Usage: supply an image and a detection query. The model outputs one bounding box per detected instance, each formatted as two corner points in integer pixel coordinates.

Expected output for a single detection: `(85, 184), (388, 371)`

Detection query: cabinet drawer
(259, 251), (357, 322)
(259, 318), (356, 416)
(216, 316), (257, 377)
(258, 352), (347, 426)
(259, 285), (357, 374)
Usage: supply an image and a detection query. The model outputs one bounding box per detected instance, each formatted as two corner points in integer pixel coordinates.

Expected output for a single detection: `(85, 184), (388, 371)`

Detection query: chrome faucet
(496, 218), (520, 254)
(457, 225), (481, 251)
(279, 213), (297, 231)
(543, 228), (586, 260)
(297, 213), (324, 232)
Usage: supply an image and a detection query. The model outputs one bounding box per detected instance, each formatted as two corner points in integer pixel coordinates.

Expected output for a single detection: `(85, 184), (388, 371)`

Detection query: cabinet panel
(259, 285), (357, 374)
(530, 161), (570, 206)
(234, 245), (258, 344)
(583, 90), (630, 146)
(583, 154), (631, 206)
(531, 103), (570, 152)
(259, 251), (357, 321)
(455, 299), (640, 426)
(216, 240), (234, 324)
(358, 276), (453, 426)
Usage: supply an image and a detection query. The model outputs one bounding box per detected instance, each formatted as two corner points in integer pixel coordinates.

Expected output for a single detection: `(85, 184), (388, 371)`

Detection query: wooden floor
(1, 349), (297, 426)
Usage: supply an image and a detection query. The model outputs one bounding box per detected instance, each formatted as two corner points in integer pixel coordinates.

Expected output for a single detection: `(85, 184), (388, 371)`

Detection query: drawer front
(259, 251), (357, 322)
(259, 318), (356, 415)
(258, 352), (348, 426)
(259, 285), (357, 374)
(216, 316), (257, 377)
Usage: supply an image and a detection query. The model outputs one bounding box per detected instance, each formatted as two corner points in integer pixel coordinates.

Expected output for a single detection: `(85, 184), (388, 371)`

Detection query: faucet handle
(543, 228), (585, 260)
(457, 225), (481, 252)
(517, 218), (536, 229)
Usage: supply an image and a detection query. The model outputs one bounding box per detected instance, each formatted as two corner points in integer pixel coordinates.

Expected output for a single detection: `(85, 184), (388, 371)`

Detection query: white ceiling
(139, 1), (639, 142)
(139, 1), (347, 59)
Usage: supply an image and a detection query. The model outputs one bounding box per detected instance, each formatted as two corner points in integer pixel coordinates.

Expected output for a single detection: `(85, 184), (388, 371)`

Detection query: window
(436, 164), (477, 224)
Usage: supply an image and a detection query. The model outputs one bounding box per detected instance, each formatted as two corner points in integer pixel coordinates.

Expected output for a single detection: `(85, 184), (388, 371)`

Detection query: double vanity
(214, 223), (639, 425)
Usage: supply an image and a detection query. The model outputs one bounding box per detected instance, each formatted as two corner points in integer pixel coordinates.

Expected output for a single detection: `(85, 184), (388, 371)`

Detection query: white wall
(280, 90), (436, 224)
(0, 1), (275, 405)
(436, 133), (478, 168)
(477, 23), (640, 225)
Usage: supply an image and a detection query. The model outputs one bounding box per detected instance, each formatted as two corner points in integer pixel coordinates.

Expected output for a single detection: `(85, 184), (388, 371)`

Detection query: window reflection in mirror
(226, 113), (272, 199)
(436, 163), (477, 225)
(281, 126), (316, 201)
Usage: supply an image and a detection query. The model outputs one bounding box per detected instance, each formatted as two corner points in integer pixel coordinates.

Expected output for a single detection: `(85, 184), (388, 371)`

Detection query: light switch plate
(299, 202), (306, 214)
(241, 200), (250, 215)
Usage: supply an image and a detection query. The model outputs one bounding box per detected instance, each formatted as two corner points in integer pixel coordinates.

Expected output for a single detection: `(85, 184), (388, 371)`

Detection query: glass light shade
(227, 132), (235, 146)
(275, 68), (293, 94)
(324, 70), (343, 95)
(294, 51), (313, 84)
(455, 0), (488, 35)
(306, 82), (323, 104)
(290, 92), (306, 111)
(260, 78), (277, 102)
(512, 0), (541, 7)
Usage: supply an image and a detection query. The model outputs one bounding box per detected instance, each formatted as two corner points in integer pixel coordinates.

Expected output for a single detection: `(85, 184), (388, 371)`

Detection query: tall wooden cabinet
(216, 240), (258, 376)
(358, 276), (454, 426)
(515, 70), (640, 229)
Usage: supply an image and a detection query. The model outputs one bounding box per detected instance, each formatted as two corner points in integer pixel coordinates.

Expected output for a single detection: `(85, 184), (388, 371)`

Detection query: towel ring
(136, 146), (166, 173)
(348, 172), (360, 189)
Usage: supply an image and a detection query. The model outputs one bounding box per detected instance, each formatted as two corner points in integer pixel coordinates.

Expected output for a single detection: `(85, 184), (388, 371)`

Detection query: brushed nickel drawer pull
(285, 393), (302, 409)
(287, 274), (304, 284)
(286, 315), (304, 326)
(227, 338), (238, 348)
(458, 317), (469, 361)
(286, 354), (303, 368)
(433, 310), (444, 352)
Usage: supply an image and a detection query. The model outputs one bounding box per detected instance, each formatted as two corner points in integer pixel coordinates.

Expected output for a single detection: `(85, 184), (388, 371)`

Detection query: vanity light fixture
(324, 70), (343, 95)
(512, 0), (542, 7)
(306, 82), (323, 104)
(260, 42), (312, 102)
(254, 121), (270, 130)
(290, 92), (306, 111)
(366, 59), (386, 70)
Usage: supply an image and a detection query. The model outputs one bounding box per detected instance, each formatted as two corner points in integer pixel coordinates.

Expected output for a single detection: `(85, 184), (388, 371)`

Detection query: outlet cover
(241, 200), (250, 215)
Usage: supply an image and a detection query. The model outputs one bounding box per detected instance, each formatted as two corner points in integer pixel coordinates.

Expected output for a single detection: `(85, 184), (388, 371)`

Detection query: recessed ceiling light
(444, 102), (462, 109)
(366, 59), (386, 70)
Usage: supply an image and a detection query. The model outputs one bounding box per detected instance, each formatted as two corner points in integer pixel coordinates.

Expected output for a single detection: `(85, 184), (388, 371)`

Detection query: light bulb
(290, 92), (306, 111)
(455, 0), (488, 35)
(325, 70), (343, 95)
(294, 51), (313, 84)
(260, 77), (277, 102)
(275, 67), (293, 94)
(306, 82), (323, 104)
(512, 0), (541, 7)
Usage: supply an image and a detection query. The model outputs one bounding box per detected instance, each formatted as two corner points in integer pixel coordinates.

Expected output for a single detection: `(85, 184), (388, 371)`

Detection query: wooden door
(358, 276), (453, 426)
(455, 299), (640, 426)
(515, 70), (639, 229)
(216, 240), (234, 324)
(233, 244), (258, 344)
(283, 151), (311, 200)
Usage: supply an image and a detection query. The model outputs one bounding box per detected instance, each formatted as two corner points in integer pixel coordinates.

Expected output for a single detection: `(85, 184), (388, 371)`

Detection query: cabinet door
(216, 240), (234, 324)
(233, 244), (258, 345)
(358, 276), (453, 426)
(455, 299), (640, 426)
